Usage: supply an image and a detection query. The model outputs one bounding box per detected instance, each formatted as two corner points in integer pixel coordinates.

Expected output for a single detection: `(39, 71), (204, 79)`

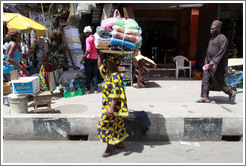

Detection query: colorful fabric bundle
(94, 40), (110, 50)
(124, 19), (139, 30)
(114, 18), (139, 30)
(98, 10), (142, 51)
(94, 33), (110, 44)
(112, 25), (142, 36)
(114, 18), (125, 28)
(110, 37), (136, 50)
(96, 26), (111, 39)
(94, 26), (111, 49)
(63, 26), (84, 69)
(111, 31), (142, 43)
(101, 17), (115, 32)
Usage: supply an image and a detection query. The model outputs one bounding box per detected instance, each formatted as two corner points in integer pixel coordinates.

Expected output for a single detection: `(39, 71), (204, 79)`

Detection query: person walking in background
(97, 52), (129, 157)
(196, 20), (236, 104)
(3, 29), (26, 82)
(80, 26), (98, 94)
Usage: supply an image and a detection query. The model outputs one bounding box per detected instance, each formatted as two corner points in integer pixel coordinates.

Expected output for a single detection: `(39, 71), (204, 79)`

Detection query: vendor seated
(39, 40), (80, 91)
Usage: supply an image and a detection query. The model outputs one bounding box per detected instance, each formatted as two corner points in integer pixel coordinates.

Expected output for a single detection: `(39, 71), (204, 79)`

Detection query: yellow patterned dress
(39, 51), (65, 91)
(97, 63), (129, 145)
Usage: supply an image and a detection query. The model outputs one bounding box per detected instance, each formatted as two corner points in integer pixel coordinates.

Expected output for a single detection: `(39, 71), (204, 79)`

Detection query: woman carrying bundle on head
(97, 52), (129, 157)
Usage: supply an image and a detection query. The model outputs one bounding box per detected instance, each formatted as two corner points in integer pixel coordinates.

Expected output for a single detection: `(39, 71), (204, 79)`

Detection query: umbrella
(3, 12), (48, 37)
(228, 58), (244, 67)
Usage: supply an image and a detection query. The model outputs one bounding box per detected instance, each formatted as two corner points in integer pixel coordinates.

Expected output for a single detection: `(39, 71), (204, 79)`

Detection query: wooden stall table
(33, 91), (52, 113)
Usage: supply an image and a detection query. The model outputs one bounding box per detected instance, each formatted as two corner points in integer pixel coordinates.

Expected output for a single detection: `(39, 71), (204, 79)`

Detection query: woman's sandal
(196, 98), (210, 103)
(102, 144), (115, 158)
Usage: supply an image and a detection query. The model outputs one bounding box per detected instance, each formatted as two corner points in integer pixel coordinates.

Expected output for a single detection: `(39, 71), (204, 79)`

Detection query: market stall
(225, 58), (243, 89)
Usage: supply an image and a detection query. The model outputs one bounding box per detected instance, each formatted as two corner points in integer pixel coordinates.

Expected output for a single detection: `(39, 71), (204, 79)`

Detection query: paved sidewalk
(2, 140), (244, 164)
(2, 80), (244, 141)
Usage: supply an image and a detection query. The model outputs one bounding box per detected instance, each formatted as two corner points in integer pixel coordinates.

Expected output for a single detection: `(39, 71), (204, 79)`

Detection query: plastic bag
(114, 18), (125, 28)
(101, 17), (115, 32)
(125, 19), (139, 30)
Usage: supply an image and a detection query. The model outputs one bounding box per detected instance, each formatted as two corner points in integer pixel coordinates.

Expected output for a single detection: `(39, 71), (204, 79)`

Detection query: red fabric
(43, 60), (52, 85)
(44, 60), (53, 72)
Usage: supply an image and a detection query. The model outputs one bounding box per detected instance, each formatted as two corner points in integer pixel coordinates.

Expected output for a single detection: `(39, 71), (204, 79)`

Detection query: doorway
(138, 20), (179, 65)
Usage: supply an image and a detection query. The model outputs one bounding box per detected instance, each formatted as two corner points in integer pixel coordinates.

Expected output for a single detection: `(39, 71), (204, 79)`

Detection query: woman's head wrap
(106, 54), (124, 65)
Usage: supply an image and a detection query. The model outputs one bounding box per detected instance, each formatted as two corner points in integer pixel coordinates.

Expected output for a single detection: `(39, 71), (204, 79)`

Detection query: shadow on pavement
(210, 96), (237, 105)
(112, 141), (170, 156)
(112, 110), (171, 156)
(144, 81), (162, 88)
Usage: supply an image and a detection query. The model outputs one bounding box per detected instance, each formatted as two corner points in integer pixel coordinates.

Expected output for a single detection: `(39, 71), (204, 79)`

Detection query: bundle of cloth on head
(109, 18), (142, 51)
(94, 26), (111, 50)
(94, 10), (142, 51)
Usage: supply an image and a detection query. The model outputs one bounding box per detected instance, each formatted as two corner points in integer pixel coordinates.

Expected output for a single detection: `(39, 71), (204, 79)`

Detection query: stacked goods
(63, 26), (84, 70)
(94, 26), (111, 50)
(110, 18), (142, 51)
(94, 10), (142, 52)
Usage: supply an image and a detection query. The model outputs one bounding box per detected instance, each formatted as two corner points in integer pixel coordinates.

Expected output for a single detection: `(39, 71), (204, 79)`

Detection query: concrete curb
(3, 81), (243, 141)
(3, 112), (243, 141)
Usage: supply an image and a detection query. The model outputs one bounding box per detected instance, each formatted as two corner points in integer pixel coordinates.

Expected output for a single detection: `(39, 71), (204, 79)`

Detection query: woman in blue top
(3, 29), (26, 82)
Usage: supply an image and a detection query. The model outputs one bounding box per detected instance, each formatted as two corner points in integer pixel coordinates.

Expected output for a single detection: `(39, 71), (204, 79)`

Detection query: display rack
(99, 50), (133, 86)
(118, 53), (133, 86)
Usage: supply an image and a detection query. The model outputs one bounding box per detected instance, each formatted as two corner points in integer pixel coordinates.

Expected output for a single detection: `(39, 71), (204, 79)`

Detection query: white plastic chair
(173, 55), (192, 79)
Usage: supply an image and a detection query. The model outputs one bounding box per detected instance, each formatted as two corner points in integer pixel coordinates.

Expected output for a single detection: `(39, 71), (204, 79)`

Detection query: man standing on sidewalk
(81, 26), (98, 94)
(197, 20), (236, 103)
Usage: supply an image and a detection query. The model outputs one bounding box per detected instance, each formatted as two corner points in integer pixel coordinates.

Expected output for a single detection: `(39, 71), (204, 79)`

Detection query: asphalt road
(2, 140), (244, 164)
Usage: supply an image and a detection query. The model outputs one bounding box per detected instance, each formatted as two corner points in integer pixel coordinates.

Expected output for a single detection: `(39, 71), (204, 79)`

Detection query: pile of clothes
(94, 13), (142, 51)
(63, 26), (84, 71)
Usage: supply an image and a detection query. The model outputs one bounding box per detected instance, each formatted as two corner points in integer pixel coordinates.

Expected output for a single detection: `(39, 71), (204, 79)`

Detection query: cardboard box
(3, 82), (11, 95)
(11, 76), (39, 95)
